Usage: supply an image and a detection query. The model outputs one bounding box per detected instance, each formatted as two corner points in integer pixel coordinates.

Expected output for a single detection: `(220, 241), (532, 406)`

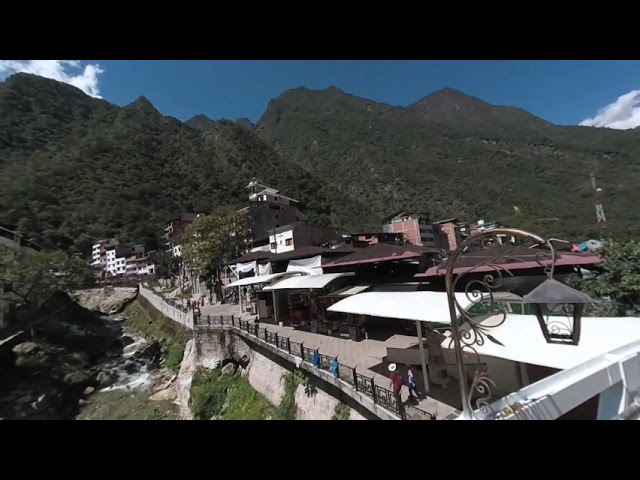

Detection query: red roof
(322, 243), (436, 269)
(415, 245), (602, 278)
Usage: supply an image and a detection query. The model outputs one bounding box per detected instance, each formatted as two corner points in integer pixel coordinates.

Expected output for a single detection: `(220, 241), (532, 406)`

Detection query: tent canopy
(263, 272), (355, 291)
(327, 291), (474, 324)
(226, 272), (298, 288)
(440, 314), (640, 370)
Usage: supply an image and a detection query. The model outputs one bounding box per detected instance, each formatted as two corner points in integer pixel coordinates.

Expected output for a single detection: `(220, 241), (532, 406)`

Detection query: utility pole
(590, 172), (610, 242)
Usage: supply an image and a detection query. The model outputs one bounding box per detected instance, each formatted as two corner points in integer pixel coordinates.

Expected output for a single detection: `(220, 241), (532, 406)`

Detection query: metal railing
(147, 284), (438, 421)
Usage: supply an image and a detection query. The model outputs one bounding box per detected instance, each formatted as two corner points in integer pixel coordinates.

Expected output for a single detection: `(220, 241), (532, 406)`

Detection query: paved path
(197, 301), (460, 419)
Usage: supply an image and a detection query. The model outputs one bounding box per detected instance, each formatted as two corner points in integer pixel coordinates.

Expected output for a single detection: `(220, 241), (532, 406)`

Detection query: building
(125, 251), (156, 276)
(90, 238), (118, 269)
(269, 222), (343, 254)
(164, 212), (198, 257)
(345, 232), (406, 248)
(382, 211), (450, 250)
(432, 218), (469, 251)
(236, 179), (300, 251)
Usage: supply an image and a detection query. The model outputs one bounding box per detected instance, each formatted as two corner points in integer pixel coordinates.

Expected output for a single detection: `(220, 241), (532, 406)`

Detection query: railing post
(352, 367), (358, 390)
(286, 338), (291, 354)
(274, 332), (278, 347)
(300, 342), (304, 359)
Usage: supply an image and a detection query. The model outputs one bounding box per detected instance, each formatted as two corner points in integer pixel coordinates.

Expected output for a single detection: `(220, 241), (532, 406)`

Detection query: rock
(78, 399), (88, 406)
(83, 386), (95, 396)
(124, 362), (140, 374)
(120, 336), (135, 347)
(63, 371), (92, 388)
(149, 388), (176, 402)
(70, 288), (138, 315)
(221, 362), (237, 375)
(202, 358), (221, 370)
(12, 342), (39, 356)
(96, 371), (117, 388)
(176, 339), (195, 420)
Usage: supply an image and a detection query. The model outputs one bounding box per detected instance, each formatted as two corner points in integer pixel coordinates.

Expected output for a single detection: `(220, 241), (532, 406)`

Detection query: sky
(1, 60), (639, 129)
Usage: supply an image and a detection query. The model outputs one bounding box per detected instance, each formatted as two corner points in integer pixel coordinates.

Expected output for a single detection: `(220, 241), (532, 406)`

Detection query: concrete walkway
(198, 301), (460, 419)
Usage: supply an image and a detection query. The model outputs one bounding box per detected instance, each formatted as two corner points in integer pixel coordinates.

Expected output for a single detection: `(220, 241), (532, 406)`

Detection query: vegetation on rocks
(123, 300), (190, 374)
(331, 402), (350, 420)
(277, 371), (305, 420)
(1, 244), (95, 315)
(190, 367), (274, 420)
(76, 389), (178, 420)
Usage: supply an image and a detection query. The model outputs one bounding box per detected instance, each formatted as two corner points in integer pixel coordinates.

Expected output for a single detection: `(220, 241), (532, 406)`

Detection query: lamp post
(444, 228), (593, 419)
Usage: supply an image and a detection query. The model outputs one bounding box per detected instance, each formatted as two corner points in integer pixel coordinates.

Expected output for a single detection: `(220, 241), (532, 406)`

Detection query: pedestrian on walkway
(388, 363), (403, 405)
(406, 365), (420, 401)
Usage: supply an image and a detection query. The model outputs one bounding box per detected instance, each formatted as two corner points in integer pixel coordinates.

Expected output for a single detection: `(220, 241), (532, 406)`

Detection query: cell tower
(590, 172), (609, 237)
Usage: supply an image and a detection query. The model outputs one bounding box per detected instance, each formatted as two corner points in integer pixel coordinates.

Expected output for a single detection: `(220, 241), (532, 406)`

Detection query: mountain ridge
(1, 73), (640, 254)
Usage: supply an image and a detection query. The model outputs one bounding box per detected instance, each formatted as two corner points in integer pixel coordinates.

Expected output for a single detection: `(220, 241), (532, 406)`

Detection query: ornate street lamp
(444, 228), (593, 419)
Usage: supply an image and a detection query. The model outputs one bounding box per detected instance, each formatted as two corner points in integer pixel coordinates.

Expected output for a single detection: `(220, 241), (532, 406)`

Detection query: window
(285, 239), (293, 247)
(275, 214), (279, 220)
(270, 243), (277, 250)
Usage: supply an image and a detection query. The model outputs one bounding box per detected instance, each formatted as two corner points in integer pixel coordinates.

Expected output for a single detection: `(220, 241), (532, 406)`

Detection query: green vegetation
(0, 244), (95, 314)
(181, 207), (251, 296)
(190, 367), (274, 420)
(331, 402), (350, 420)
(277, 371), (305, 420)
(2, 74), (640, 254)
(123, 300), (190, 374)
(77, 389), (178, 420)
(568, 241), (640, 316)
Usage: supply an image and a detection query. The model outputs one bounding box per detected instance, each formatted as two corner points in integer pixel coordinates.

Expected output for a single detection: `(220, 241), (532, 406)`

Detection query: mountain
(0, 74), (377, 254)
(255, 86), (640, 241)
(2, 74), (640, 257)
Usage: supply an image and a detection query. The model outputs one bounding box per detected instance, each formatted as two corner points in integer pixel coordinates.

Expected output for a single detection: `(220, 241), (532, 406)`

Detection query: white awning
(226, 272), (298, 288)
(440, 314), (640, 370)
(263, 272), (355, 291)
(327, 291), (474, 324)
(330, 285), (371, 296)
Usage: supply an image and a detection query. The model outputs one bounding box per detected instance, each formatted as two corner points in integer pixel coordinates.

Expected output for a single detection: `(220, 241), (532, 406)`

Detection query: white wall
(138, 284), (194, 329)
(269, 229), (294, 253)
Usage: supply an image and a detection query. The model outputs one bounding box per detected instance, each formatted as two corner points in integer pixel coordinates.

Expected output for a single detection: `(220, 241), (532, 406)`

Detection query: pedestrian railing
(148, 287), (439, 421)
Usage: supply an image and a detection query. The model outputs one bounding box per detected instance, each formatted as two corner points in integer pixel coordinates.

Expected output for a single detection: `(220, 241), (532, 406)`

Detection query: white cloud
(580, 89), (640, 130)
(0, 60), (104, 98)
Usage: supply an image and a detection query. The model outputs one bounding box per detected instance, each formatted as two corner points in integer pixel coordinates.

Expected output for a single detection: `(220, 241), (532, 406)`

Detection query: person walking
(406, 366), (420, 401)
(388, 363), (403, 405)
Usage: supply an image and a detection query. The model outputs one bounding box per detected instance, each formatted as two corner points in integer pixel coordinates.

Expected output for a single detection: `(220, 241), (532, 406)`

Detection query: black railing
(404, 404), (436, 421)
(289, 341), (304, 358)
(338, 364), (356, 386)
(257, 327), (267, 341)
(374, 385), (402, 417)
(277, 336), (290, 353)
(266, 331), (278, 346)
(355, 373), (375, 400)
(302, 347), (317, 363)
(148, 287), (438, 420)
(318, 354), (335, 372)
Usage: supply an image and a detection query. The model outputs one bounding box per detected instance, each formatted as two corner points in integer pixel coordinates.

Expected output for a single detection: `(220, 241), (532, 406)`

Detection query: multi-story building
(105, 243), (145, 277)
(236, 179), (300, 251)
(164, 212), (198, 257)
(125, 251), (156, 276)
(346, 232), (406, 248)
(268, 222), (343, 254)
(382, 211), (450, 250)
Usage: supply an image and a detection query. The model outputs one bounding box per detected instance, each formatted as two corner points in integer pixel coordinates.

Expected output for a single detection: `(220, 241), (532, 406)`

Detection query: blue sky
(2, 60), (640, 128)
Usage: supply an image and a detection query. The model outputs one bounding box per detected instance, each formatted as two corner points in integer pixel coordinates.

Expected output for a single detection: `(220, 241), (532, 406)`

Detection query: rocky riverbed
(0, 289), (181, 420)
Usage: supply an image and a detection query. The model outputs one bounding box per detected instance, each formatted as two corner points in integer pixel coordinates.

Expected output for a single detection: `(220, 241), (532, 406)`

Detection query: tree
(1, 245), (95, 324)
(568, 241), (640, 316)
(155, 250), (182, 283)
(181, 207), (251, 299)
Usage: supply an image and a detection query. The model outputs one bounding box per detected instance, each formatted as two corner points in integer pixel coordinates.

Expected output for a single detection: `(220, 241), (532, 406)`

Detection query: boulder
(120, 336), (135, 347)
(12, 342), (40, 356)
(149, 388), (176, 402)
(63, 371), (92, 388)
(124, 361), (140, 374)
(71, 288), (138, 315)
(221, 362), (237, 375)
(83, 386), (95, 396)
(96, 371), (117, 388)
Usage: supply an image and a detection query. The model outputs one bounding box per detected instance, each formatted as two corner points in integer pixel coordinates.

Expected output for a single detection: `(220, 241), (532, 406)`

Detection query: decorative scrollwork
(443, 228), (554, 417)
